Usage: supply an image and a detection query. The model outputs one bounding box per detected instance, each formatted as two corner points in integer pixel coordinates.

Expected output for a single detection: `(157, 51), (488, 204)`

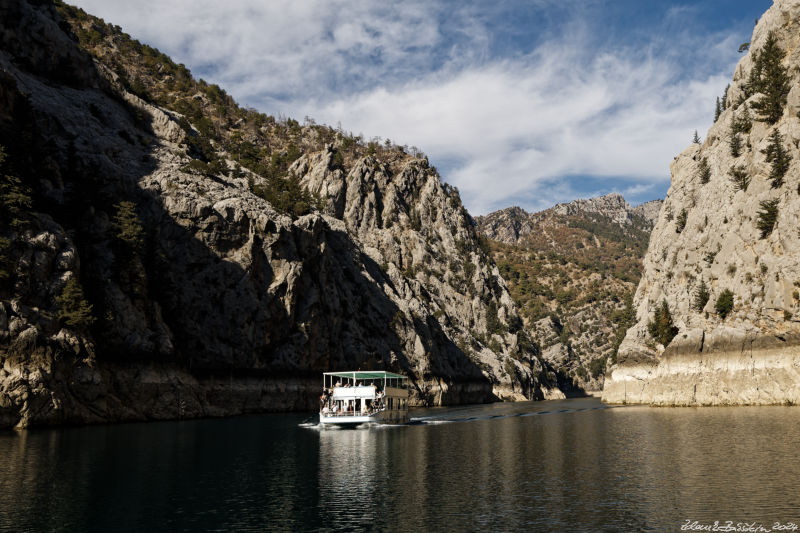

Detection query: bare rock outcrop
(604, 0), (800, 405)
(477, 194), (661, 245)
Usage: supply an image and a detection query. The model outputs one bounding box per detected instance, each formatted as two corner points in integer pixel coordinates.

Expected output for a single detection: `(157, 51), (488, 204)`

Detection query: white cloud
(304, 47), (732, 213)
(70, 0), (749, 214)
(72, 0), (455, 104)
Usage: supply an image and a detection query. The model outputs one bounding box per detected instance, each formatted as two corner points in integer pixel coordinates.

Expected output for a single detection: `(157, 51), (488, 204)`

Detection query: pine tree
(729, 127), (742, 158)
(698, 157), (711, 184)
(693, 130), (701, 144)
(693, 279), (710, 311)
(729, 165), (750, 191)
(113, 201), (144, 253)
(647, 300), (678, 347)
(761, 129), (791, 188)
(675, 208), (688, 233)
(252, 173), (322, 219)
(756, 198), (779, 238)
(747, 31), (790, 124)
(721, 84), (731, 110)
(732, 105), (752, 134)
(0, 146), (33, 230)
(56, 277), (95, 328)
(714, 97), (722, 122)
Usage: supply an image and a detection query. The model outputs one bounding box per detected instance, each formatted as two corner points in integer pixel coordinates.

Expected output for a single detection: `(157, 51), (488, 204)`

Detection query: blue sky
(72, 0), (772, 215)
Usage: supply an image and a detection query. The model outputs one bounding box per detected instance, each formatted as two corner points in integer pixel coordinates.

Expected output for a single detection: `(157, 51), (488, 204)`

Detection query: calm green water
(1, 397), (799, 532)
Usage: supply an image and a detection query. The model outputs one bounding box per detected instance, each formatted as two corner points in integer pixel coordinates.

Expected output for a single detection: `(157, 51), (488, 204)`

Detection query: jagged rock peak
(474, 206), (536, 244)
(550, 193), (631, 224)
(477, 193), (661, 244)
(631, 199), (664, 226)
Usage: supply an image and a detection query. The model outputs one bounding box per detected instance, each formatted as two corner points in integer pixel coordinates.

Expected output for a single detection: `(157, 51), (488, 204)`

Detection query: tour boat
(319, 371), (410, 426)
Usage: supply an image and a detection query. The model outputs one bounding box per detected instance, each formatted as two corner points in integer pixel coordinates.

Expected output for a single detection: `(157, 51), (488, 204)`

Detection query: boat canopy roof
(324, 371), (407, 380)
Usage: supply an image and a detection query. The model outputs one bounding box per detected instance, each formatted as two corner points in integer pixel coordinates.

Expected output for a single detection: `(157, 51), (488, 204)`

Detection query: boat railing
(321, 405), (385, 417)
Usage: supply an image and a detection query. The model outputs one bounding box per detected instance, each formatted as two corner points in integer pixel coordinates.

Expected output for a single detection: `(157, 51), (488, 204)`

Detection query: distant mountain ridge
(476, 193), (663, 392)
(477, 193), (663, 245)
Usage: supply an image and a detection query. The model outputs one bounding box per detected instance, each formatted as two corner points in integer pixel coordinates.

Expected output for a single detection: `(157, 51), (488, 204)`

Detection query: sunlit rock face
(604, 0), (800, 405)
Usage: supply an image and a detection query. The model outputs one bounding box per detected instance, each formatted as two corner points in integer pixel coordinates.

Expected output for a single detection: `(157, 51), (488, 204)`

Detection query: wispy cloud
(71, 0), (760, 214)
(303, 38), (734, 213)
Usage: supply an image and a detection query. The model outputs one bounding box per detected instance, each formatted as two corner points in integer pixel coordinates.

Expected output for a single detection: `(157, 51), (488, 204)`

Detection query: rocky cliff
(477, 194), (661, 392)
(603, 0), (800, 405)
(0, 0), (555, 429)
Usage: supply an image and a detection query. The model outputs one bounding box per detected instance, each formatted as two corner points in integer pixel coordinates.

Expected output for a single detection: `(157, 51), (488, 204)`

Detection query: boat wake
(299, 401), (619, 429)
(406, 402), (619, 426)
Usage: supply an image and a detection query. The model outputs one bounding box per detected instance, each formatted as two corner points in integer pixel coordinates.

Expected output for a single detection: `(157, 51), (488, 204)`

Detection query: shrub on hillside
(647, 299), (678, 347)
(715, 289), (735, 319)
(729, 166), (750, 191)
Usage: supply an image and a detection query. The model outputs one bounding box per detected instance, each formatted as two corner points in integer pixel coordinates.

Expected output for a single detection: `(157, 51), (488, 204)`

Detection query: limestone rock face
(291, 149), (551, 404)
(0, 0), (551, 428)
(603, 0), (800, 405)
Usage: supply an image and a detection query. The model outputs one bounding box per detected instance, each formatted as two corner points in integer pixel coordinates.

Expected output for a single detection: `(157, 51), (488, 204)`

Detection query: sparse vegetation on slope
(55, 1), (433, 220)
(480, 198), (657, 391)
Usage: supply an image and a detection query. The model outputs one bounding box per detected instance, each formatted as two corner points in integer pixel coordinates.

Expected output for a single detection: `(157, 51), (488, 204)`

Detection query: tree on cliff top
(647, 300), (678, 347)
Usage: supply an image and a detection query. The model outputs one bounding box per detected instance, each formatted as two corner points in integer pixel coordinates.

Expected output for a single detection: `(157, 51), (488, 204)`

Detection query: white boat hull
(319, 410), (408, 426)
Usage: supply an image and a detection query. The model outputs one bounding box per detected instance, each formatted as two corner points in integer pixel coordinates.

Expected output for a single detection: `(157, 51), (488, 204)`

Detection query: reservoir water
(1, 397), (799, 532)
